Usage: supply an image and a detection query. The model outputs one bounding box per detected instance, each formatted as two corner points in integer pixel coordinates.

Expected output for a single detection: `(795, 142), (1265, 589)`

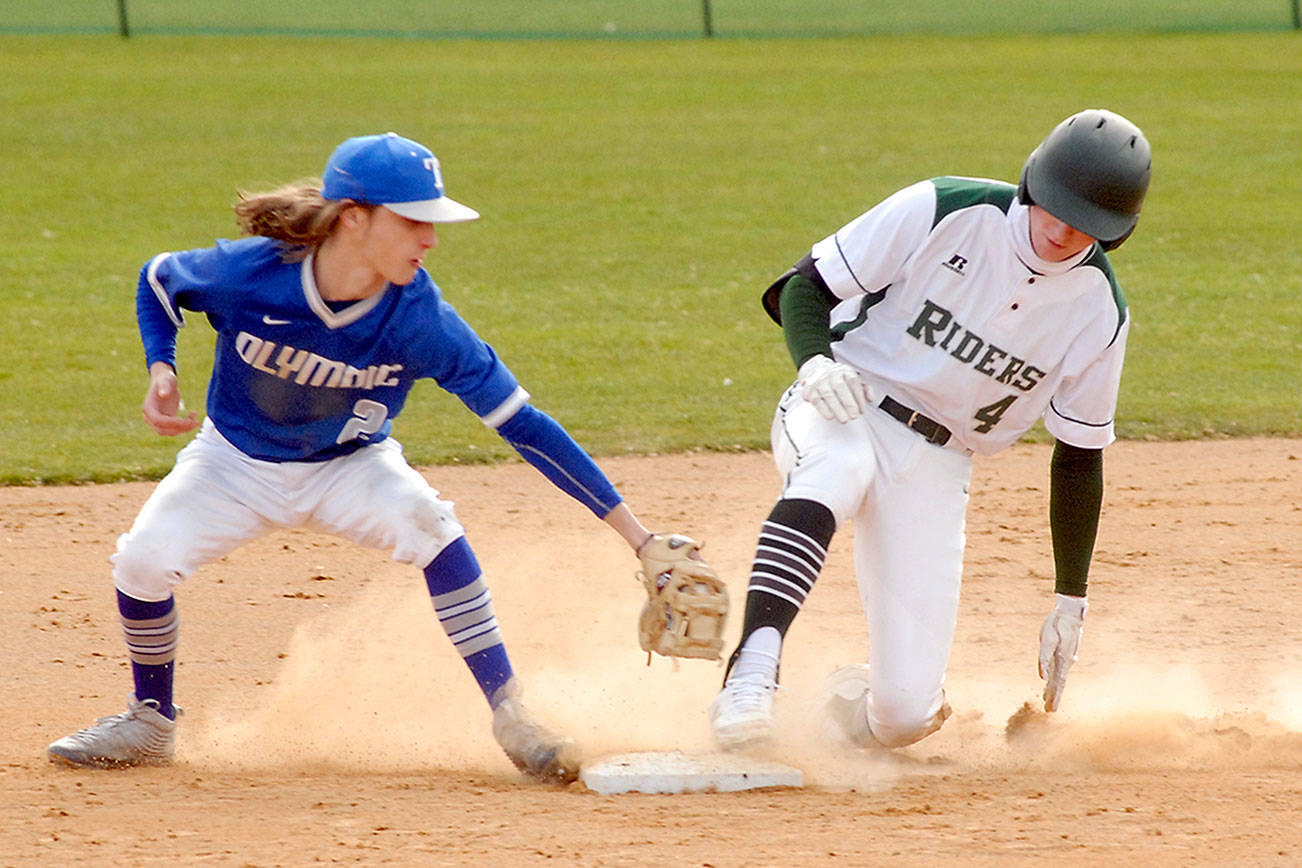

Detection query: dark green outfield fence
(2, 0), (1299, 38)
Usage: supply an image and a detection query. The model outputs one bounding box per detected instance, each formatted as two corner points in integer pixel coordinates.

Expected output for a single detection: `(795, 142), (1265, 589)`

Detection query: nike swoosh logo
(262, 315), (291, 325)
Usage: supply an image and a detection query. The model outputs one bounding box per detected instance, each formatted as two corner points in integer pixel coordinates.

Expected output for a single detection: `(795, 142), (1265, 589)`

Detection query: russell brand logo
(942, 253), (969, 275)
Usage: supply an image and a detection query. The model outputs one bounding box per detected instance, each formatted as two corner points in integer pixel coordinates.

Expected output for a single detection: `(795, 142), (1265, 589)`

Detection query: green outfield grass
(1, 32), (1298, 484)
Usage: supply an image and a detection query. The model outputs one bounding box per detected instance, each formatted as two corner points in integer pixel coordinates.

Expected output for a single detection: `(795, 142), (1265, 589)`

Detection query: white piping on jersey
(510, 441), (611, 511)
(300, 254), (388, 330)
(146, 253), (186, 329)
(1048, 397), (1112, 429)
(479, 386), (531, 428)
(833, 235), (870, 293)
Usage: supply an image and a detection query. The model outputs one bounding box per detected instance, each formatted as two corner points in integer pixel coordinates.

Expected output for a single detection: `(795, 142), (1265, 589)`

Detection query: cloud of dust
(189, 581), (505, 775)
(185, 580), (1302, 785)
(1265, 668), (1302, 731)
(185, 575), (740, 777)
(933, 659), (1302, 776)
(715, 657), (1302, 789)
(1028, 661), (1302, 771)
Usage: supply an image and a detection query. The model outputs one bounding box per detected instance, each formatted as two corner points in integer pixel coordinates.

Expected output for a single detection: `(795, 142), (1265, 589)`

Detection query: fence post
(702, 0), (714, 38)
(117, 0), (130, 37)
(1294, 0), (1300, 29)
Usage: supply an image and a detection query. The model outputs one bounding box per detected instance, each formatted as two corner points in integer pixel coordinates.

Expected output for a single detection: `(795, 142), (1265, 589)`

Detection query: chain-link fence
(3, 0), (1299, 38)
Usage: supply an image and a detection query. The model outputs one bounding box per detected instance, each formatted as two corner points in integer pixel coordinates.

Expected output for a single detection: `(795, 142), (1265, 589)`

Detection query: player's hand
(798, 355), (874, 423)
(142, 362), (200, 436)
(1038, 593), (1087, 712)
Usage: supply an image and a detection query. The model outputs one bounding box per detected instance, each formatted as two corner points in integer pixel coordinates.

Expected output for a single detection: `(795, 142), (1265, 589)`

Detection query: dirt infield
(3, 439), (1299, 866)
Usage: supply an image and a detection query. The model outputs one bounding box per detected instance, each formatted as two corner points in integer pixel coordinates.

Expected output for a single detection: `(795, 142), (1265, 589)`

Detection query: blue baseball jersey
(139, 237), (525, 462)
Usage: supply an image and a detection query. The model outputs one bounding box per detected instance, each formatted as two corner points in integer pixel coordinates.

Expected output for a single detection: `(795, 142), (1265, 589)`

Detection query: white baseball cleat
(823, 664), (878, 748)
(491, 693), (580, 785)
(48, 694), (179, 769)
(709, 673), (778, 750)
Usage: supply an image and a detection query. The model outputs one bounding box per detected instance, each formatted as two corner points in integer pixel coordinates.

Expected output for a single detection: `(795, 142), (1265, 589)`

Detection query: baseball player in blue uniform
(48, 132), (670, 783)
(709, 110), (1152, 751)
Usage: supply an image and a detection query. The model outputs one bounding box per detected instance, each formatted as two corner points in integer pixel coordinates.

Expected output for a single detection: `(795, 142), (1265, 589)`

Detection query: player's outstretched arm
(603, 502), (654, 552)
(142, 361), (199, 436)
(1039, 440), (1104, 710)
(493, 404), (726, 658)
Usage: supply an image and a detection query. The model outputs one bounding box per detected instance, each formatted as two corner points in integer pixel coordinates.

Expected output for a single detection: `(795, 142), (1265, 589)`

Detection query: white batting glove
(798, 355), (873, 424)
(1038, 593), (1087, 712)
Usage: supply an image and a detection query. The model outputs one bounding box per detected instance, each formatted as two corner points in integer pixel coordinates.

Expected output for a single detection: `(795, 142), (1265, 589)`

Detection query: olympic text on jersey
(234, 331), (403, 390)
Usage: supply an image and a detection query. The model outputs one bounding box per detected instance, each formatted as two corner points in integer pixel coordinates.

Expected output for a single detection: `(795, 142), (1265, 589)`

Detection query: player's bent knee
(828, 457), (874, 521)
(111, 533), (185, 603)
(786, 450), (874, 524)
(395, 496), (466, 567)
(867, 694), (952, 748)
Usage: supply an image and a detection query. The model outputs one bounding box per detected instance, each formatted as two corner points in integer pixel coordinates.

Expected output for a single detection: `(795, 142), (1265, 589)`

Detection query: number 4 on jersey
(973, 395), (1016, 434)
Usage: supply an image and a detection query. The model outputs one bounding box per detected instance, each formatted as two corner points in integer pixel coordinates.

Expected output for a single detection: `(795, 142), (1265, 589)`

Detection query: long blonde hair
(233, 179), (359, 262)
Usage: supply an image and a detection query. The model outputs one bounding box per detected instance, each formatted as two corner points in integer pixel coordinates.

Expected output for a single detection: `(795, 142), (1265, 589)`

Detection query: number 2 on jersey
(337, 399), (389, 444)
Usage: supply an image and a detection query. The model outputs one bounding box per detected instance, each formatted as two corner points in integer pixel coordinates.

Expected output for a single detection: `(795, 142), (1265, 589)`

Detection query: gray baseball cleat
(709, 673), (778, 750)
(48, 694), (179, 769)
(491, 688), (580, 784)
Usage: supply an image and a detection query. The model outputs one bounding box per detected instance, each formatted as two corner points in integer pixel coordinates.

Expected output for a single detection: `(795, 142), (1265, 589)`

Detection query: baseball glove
(636, 533), (728, 662)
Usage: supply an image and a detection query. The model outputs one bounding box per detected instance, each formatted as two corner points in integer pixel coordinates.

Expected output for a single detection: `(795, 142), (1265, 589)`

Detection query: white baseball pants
(772, 383), (972, 747)
(112, 420), (465, 602)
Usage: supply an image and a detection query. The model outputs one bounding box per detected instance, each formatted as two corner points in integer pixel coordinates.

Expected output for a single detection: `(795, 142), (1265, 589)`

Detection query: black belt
(878, 396), (952, 447)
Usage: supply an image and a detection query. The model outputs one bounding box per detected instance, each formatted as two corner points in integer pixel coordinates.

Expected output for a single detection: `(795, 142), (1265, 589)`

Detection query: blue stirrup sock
(116, 589), (179, 720)
(423, 537), (514, 707)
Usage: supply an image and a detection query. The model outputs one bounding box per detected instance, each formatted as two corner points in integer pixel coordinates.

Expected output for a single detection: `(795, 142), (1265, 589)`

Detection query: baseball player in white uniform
(709, 110), (1152, 750)
(47, 132), (678, 783)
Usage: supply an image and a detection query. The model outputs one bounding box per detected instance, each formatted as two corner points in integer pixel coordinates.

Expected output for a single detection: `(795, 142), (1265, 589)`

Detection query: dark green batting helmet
(1018, 109), (1152, 251)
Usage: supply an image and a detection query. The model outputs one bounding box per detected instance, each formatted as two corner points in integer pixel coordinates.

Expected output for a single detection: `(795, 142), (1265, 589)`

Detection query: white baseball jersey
(811, 176), (1129, 455)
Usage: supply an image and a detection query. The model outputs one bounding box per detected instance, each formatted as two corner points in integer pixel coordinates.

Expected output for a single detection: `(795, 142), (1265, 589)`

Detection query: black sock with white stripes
(725, 498), (836, 682)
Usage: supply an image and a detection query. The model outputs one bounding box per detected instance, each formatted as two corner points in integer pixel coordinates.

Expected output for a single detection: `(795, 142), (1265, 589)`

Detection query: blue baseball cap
(322, 132), (479, 223)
